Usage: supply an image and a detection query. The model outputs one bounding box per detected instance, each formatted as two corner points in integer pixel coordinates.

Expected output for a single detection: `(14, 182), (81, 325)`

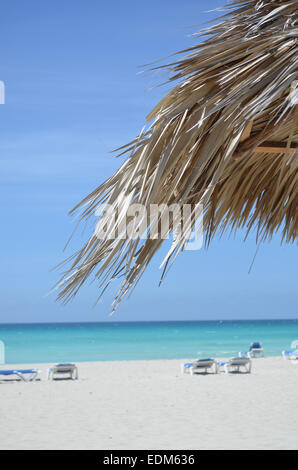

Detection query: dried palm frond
(57, 0), (298, 312)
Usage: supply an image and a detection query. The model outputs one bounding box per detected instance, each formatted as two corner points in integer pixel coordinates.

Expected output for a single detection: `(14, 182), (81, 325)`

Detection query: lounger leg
(190, 367), (194, 376)
(30, 371), (40, 381)
(14, 373), (27, 382)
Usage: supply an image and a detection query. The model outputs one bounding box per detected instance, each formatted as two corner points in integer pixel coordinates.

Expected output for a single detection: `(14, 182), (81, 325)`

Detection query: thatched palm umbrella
(57, 0), (297, 312)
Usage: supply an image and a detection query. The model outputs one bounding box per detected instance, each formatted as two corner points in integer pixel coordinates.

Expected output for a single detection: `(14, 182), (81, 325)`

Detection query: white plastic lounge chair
(239, 342), (264, 358)
(0, 369), (41, 382)
(224, 357), (252, 374)
(282, 350), (298, 360)
(182, 358), (218, 375)
(47, 363), (78, 380)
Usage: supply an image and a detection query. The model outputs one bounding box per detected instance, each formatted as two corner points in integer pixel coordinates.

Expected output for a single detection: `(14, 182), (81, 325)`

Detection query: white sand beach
(1, 356), (297, 450)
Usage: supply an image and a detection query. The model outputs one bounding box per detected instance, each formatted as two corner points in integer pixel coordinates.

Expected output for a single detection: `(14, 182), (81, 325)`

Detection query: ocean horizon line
(1, 318), (298, 326)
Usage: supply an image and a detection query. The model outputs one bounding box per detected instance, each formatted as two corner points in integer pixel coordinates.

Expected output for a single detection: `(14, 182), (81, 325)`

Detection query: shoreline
(1, 356), (298, 450)
(0, 354), (285, 367)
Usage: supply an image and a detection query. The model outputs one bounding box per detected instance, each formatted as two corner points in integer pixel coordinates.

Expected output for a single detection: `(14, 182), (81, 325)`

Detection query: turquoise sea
(0, 320), (298, 364)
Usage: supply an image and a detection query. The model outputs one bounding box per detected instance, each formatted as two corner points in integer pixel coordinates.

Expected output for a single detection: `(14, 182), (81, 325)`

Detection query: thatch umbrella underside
(57, 0), (298, 312)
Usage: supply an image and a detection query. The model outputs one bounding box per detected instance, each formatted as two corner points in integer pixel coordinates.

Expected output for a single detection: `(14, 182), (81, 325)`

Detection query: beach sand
(0, 357), (297, 450)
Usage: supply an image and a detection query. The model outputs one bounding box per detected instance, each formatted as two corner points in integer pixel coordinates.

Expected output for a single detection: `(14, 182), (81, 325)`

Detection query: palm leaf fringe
(57, 0), (298, 312)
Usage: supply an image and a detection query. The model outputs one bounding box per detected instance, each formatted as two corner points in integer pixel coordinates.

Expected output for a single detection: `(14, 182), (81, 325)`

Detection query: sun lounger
(0, 369), (40, 382)
(47, 363), (78, 380)
(282, 350), (298, 360)
(239, 342), (264, 358)
(224, 357), (252, 374)
(181, 358), (217, 375)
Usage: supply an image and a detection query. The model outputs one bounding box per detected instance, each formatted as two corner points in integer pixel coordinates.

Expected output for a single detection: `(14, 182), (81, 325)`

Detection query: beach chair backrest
(230, 358), (249, 366)
(250, 342), (261, 350)
(54, 364), (76, 373)
(56, 363), (75, 367)
(194, 359), (214, 368)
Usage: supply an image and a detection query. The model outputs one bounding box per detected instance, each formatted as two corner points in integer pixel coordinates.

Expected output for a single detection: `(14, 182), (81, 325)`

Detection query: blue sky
(0, 0), (297, 323)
